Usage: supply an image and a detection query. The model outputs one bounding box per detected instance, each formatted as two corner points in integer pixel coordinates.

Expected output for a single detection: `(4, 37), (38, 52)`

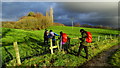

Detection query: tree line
(73, 23), (115, 29)
(2, 11), (115, 30)
(2, 12), (64, 30)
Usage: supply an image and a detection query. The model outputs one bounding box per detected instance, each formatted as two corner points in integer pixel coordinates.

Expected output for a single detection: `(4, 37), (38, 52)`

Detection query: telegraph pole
(71, 17), (74, 30)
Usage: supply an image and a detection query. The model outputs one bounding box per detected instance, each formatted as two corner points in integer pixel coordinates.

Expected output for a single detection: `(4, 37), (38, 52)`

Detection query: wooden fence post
(60, 38), (62, 50)
(114, 34), (117, 38)
(13, 42), (21, 65)
(105, 35), (107, 40)
(110, 34), (112, 39)
(50, 39), (53, 54)
(98, 36), (100, 41)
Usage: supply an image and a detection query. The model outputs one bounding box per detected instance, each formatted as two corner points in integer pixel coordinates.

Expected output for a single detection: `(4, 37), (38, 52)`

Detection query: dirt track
(81, 44), (120, 67)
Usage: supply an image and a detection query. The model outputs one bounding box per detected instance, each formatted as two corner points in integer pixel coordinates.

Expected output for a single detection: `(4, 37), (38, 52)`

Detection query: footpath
(81, 44), (120, 67)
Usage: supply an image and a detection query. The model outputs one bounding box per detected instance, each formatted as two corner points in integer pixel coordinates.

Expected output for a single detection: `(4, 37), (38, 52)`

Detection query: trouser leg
(68, 38), (70, 46)
(77, 44), (84, 56)
(44, 37), (48, 44)
(52, 41), (55, 46)
(52, 37), (55, 46)
(46, 38), (48, 44)
(84, 46), (88, 59)
(44, 37), (46, 44)
(60, 40), (62, 50)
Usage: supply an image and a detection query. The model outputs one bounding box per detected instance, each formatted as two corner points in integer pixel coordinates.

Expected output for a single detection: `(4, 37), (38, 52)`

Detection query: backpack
(62, 33), (68, 43)
(86, 32), (92, 43)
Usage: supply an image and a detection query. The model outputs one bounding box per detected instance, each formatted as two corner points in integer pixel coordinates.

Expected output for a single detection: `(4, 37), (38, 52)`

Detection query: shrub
(73, 23), (80, 27)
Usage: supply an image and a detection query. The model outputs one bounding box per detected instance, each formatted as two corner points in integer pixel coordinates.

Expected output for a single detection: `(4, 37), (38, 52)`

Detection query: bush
(73, 23), (80, 27)
(3, 12), (53, 30)
(3, 23), (14, 28)
(53, 23), (65, 26)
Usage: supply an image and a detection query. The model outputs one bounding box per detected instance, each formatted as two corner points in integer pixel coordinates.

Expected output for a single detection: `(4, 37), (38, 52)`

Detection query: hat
(80, 29), (84, 32)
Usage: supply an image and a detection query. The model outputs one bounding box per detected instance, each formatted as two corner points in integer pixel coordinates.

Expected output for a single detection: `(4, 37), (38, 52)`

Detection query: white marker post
(50, 39), (53, 54)
(56, 39), (60, 51)
(105, 35), (107, 40)
(49, 39), (60, 54)
(110, 34), (112, 39)
(71, 18), (74, 30)
(13, 42), (21, 65)
(98, 36), (100, 41)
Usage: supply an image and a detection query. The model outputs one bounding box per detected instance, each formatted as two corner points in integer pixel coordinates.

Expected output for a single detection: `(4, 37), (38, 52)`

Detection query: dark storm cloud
(58, 2), (118, 15)
(56, 2), (118, 27)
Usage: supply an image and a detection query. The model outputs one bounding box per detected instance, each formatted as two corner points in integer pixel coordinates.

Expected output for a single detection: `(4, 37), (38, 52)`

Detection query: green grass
(1, 26), (120, 66)
(20, 39), (118, 66)
(108, 49), (120, 66)
(1, 27), (49, 66)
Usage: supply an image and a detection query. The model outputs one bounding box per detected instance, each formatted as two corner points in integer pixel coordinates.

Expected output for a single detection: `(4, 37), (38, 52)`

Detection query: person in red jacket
(60, 31), (68, 45)
(60, 31), (68, 51)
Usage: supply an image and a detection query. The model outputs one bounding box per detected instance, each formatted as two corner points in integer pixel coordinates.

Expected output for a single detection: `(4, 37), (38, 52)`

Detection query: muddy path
(81, 44), (120, 67)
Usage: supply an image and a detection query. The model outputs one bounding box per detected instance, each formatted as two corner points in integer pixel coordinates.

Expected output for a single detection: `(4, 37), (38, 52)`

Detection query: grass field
(0, 26), (120, 66)
(108, 48), (120, 66)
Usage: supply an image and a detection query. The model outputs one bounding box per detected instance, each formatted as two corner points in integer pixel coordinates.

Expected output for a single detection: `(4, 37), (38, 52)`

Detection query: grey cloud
(55, 2), (118, 27)
(2, 2), (56, 19)
(59, 2), (118, 15)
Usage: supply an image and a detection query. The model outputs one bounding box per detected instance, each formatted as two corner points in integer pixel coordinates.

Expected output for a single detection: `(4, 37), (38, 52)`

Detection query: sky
(1, 2), (119, 28)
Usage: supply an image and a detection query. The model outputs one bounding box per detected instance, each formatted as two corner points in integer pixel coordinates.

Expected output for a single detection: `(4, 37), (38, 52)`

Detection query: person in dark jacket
(44, 29), (49, 44)
(77, 29), (88, 59)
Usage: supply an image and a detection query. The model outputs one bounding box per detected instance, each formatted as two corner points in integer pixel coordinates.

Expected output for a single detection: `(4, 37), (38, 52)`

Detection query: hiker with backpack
(44, 29), (49, 44)
(60, 31), (68, 50)
(60, 31), (68, 45)
(77, 29), (92, 59)
(48, 30), (59, 46)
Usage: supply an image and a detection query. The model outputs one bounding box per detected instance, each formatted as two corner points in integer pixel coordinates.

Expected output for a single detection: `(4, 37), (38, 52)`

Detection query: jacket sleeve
(82, 32), (87, 38)
(54, 33), (59, 36)
(81, 32), (87, 41)
(47, 35), (51, 38)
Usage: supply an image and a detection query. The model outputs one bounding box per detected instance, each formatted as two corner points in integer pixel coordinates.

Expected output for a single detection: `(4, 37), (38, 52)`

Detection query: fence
(12, 34), (118, 65)
(49, 39), (60, 54)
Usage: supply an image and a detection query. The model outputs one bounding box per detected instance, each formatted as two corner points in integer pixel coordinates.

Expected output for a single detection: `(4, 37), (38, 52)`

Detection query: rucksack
(62, 33), (68, 43)
(86, 32), (92, 43)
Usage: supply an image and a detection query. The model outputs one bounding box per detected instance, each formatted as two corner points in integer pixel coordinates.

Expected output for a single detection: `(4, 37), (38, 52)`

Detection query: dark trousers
(44, 37), (48, 44)
(52, 40), (55, 46)
(77, 43), (88, 58)
(52, 36), (56, 46)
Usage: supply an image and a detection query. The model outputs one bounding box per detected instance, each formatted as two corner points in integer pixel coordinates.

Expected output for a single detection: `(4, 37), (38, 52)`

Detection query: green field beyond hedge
(0, 26), (120, 66)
